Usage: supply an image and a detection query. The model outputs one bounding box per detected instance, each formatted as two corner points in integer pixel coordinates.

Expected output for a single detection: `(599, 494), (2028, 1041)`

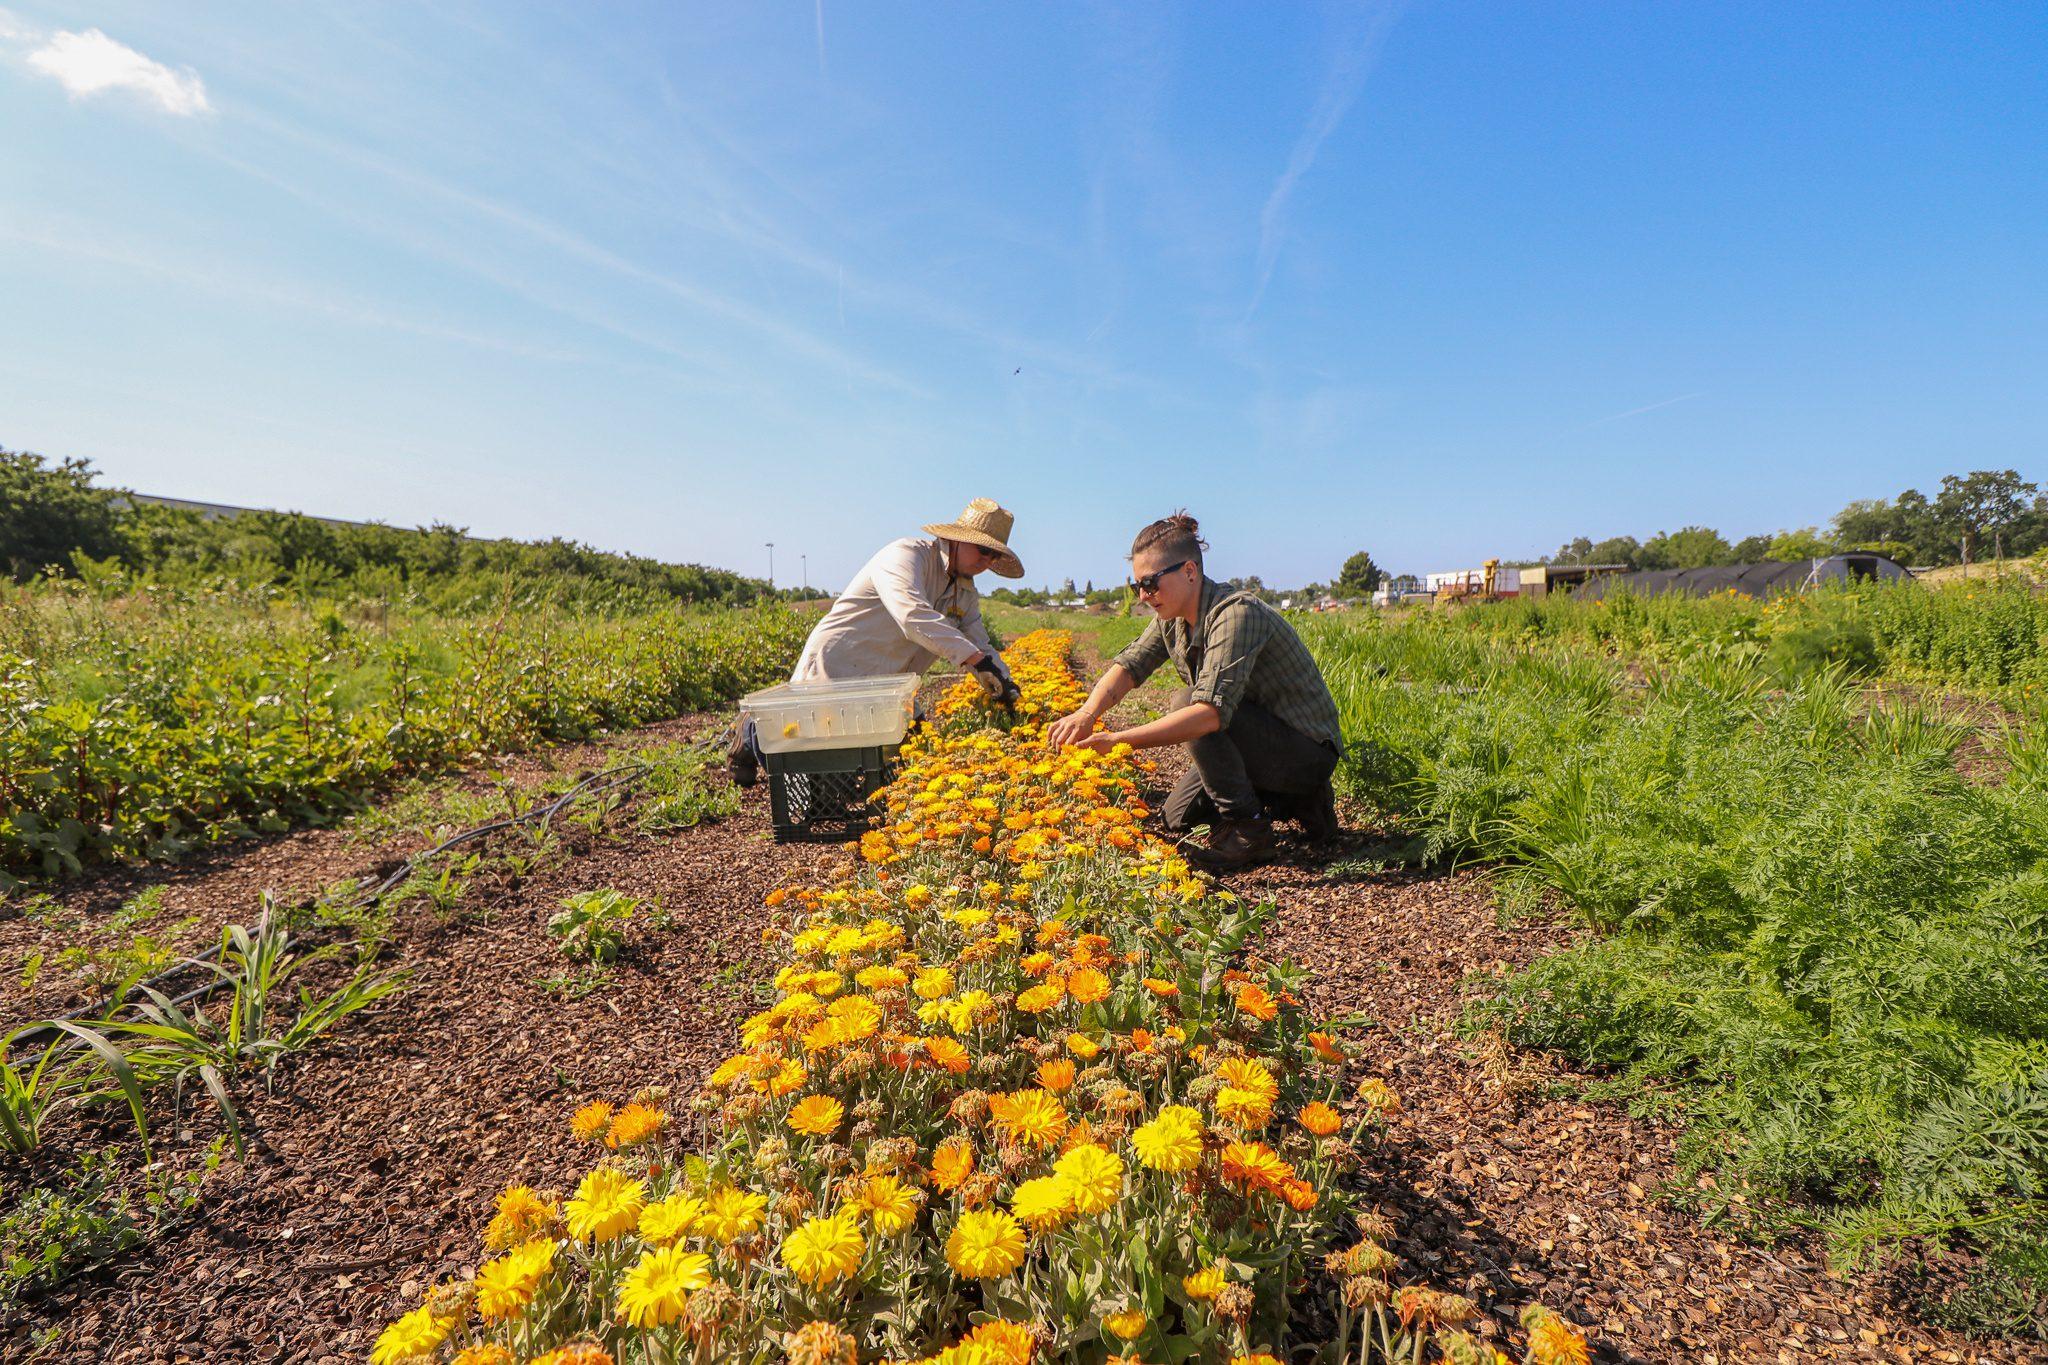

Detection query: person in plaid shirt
(1045, 512), (1342, 871)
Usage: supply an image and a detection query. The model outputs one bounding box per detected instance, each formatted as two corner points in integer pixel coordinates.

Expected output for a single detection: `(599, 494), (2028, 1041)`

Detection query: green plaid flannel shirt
(1110, 577), (1342, 749)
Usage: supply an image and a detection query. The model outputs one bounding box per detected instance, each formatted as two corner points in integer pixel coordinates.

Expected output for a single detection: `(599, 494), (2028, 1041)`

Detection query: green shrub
(0, 593), (806, 884)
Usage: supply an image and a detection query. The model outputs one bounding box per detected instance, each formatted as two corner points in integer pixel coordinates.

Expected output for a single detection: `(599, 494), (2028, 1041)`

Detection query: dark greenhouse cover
(1572, 555), (1910, 601)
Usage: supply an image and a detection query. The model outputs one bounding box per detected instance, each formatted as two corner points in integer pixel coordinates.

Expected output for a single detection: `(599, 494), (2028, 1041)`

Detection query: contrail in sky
(1580, 392), (1706, 429)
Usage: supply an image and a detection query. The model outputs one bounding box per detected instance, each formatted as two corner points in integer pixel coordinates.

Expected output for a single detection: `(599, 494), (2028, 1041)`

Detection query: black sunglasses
(1132, 559), (1190, 595)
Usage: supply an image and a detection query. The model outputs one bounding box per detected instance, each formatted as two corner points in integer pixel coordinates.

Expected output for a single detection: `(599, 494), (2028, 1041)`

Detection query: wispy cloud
(814, 0), (828, 79)
(229, 109), (930, 397)
(1247, 2), (1401, 318)
(25, 28), (211, 116)
(0, 218), (607, 367)
(1579, 392), (1707, 430)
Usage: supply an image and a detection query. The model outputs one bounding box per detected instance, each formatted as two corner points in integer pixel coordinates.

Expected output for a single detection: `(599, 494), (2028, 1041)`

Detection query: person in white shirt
(729, 498), (1025, 786)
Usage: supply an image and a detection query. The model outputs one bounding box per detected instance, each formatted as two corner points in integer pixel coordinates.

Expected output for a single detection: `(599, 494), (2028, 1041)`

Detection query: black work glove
(973, 654), (1022, 706)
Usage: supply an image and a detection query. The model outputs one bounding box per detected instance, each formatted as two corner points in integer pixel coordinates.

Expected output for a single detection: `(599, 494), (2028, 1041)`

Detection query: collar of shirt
(1171, 576), (1226, 655)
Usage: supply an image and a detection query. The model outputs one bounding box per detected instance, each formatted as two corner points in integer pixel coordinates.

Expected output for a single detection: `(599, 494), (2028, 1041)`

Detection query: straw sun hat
(924, 497), (1025, 579)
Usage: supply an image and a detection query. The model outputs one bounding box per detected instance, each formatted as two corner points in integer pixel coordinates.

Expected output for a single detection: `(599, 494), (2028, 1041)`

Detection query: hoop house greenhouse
(1573, 554), (1912, 600)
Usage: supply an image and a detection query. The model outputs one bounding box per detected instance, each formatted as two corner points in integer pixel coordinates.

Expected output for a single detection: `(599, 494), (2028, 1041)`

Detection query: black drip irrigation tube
(12, 759), (659, 1055)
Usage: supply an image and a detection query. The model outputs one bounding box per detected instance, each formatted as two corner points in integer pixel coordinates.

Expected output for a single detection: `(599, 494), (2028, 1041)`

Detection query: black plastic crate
(764, 744), (898, 843)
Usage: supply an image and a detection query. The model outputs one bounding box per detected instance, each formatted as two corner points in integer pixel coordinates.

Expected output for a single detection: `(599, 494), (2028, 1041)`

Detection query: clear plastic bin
(740, 673), (920, 754)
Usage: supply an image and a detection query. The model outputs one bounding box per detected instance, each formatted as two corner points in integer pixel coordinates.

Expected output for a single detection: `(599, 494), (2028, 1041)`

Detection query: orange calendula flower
(988, 1089), (1068, 1148)
(1232, 982), (1278, 1021)
(929, 1137), (976, 1192)
(1297, 1101), (1342, 1137)
(1066, 967), (1111, 1003)
(787, 1094), (846, 1136)
(1036, 1058), (1076, 1092)
(570, 1101), (613, 1142)
(1219, 1140), (1294, 1194)
(924, 1036), (972, 1074)
(1308, 1030), (1348, 1063)
(605, 1102), (665, 1148)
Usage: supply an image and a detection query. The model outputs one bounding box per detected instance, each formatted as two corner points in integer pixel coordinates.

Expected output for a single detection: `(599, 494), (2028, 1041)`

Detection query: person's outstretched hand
(1044, 711), (1095, 748)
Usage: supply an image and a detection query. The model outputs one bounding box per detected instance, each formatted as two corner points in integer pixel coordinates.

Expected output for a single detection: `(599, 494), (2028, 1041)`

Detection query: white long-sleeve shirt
(792, 536), (994, 682)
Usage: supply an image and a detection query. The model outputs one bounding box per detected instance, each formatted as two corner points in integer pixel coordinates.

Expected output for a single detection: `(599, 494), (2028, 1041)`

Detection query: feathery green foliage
(1306, 607), (2048, 1276)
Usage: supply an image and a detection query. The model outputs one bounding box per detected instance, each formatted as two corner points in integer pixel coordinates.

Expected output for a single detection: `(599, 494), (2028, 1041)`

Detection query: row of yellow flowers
(372, 630), (1587, 1365)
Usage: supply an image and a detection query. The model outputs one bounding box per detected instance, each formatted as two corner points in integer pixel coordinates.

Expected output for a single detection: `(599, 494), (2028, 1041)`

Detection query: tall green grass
(1305, 610), (2048, 1268)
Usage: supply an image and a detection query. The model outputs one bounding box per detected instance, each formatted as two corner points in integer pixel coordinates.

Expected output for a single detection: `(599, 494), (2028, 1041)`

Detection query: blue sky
(3, 3), (2043, 589)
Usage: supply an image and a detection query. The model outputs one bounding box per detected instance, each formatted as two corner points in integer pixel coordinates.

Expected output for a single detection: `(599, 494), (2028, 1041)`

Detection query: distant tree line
(0, 447), (783, 607)
(1553, 470), (2045, 571)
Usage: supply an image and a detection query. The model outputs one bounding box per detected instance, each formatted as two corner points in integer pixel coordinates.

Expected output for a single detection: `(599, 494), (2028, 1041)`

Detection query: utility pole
(766, 542), (775, 588)
(801, 554), (808, 596)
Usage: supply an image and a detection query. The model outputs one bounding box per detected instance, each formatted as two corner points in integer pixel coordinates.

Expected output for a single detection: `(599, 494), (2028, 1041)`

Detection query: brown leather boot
(1187, 816), (1277, 872)
(1298, 781), (1341, 844)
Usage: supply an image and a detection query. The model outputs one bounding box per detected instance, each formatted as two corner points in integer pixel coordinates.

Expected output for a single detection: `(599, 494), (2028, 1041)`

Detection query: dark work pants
(1161, 688), (1339, 829)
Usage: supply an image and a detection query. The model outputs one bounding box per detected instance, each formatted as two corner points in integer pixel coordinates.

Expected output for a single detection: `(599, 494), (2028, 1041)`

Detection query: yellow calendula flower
(638, 1192), (706, 1245)
(781, 1212), (866, 1288)
(371, 1306), (455, 1365)
(913, 966), (956, 1000)
(1015, 981), (1065, 1014)
(1052, 1143), (1124, 1215)
(857, 1173), (922, 1236)
(1215, 1086), (1274, 1129)
(475, 1237), (559, 1319)
(1036, 1058), (1076, 1092)
(1183, 1263), (1227, 1300)
(945, 1208), (1027, 1278)
(1131, 1105), (1205, 1173)
(565, 1166), (645, 1242)
(1216, 1055), (1279, 1100)
(606, 1101), (666, 1148)
(1102, 1309), (1148, 1341)
(617, 1244), (711, 1327)
(483, 1185), (557, 1251)
(1008, 1174), (1073, 1231)
(1066, 1033), (1103, 1060)
(1066, 966), (1111, 1003)
(856, 964), (908, 991)
(699, 1185), (769, 1244)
